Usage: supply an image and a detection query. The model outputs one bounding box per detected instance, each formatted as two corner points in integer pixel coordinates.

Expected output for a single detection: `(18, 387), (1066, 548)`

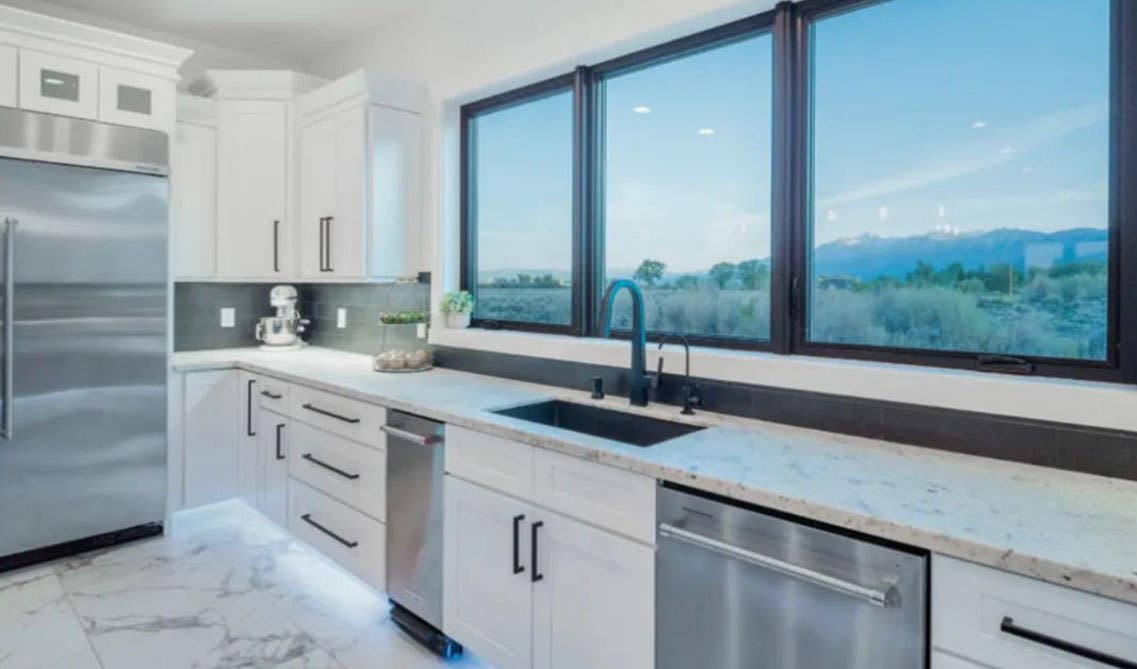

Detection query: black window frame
(459, 0), (1137, 385)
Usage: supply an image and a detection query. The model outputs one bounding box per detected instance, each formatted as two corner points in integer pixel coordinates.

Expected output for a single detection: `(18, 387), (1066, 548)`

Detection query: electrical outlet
(220, 307), (235, 328)
(416, 323), (427, 339)
(336, 308), (347, 329)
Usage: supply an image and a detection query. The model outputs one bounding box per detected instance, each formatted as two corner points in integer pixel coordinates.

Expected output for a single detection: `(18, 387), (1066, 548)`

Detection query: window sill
(430, 326), (1137, 433)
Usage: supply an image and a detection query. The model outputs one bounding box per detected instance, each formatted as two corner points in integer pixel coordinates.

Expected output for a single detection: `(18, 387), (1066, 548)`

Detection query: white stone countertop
(173, 347), (1137, 606)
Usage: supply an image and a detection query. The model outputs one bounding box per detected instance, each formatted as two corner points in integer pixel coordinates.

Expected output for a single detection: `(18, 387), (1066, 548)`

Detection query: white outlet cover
(337, 308), (347, 329)
(220, 307), (235, 328)
(416, 323), (427, 339)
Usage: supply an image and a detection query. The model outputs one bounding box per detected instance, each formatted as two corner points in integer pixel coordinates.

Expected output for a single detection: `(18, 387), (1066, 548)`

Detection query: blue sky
(475, 0), (1110, 276)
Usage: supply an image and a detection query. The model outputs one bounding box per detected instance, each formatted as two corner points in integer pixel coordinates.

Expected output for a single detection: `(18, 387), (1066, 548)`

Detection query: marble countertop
(174, 347), (1137, 606)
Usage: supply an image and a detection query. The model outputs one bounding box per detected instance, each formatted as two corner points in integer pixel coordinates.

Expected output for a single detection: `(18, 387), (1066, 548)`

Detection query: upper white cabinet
(18, 49), (98, 119)
(297, 70), (426, 280)
(216, 99), (290, 278)
(98, 66), (173, 131)
(0, 6), (189, 130)
(0, 45), (16, 107)
(172, 95), (217, 279)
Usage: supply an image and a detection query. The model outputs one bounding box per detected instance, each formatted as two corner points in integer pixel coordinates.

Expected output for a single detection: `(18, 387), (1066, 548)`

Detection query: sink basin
(493, 399), (704, 447)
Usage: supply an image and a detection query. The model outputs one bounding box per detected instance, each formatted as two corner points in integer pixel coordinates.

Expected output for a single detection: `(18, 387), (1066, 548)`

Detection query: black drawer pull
(302, 403), (361, 424)
(531, 521), (544, 583)
(260, 390), (283, 399)
(512, 514), (525, 575)
(275, 423), (285, 460)
(302, 453), (360, 480)
(300, 513), (358, 548)
(1000, 617), (1137, 669)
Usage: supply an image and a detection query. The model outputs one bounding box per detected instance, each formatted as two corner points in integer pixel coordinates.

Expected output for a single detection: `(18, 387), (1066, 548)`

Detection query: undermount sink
(493, 399), (704, 447)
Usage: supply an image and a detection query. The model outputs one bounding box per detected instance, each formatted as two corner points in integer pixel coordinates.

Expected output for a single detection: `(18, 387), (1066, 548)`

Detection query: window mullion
(771, 0), (804, 354)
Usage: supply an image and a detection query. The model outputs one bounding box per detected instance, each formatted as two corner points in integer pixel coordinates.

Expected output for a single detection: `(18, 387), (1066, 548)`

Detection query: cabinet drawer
(289, 421), (385, 521)
(933, 555), (1137, 669)
(0, 45), (15, 107)
(98, 66), (172, 131)
(288, 384), (385, 448)
(445, 425), (533, 501)
(289, 480), (385, 590)
(931, 651), (986, 669)
(257, 376), (290, 413)
(533, 448), (655, 545)
(18, 49), (98, 119)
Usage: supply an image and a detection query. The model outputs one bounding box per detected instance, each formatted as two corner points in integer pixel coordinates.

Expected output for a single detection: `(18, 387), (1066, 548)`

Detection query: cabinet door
(257, 410), (289, 526)
(0, 45), (15, 108)
(237, 373), (260, 508)
(298, 116), (334, 278)
(444, 477), (532, 669)
(182, 370), (239, 509)
(216, 100), (289, 278)
(172, 121), (217, 279)
(532, 510), (654, 669)
(327, 105), (365, 277)
(18, 49), (98, 119)
(368, 105), (422, 279)
(98, 66), (172, 131)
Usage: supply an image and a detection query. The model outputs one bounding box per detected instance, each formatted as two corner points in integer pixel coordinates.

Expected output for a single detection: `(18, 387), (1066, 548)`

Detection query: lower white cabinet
(237, 372), (260, 508)
(445, 477), (534, 669)
(444, 474), (654, 669)
(182, 370), (239, 508)
(933, 554), (1137, 668)
(289, 479), (385, 589)
(257, 408), (289, 526)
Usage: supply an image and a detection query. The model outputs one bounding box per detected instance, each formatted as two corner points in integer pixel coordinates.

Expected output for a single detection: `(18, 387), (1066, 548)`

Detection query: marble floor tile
(0, 500), (488, 669)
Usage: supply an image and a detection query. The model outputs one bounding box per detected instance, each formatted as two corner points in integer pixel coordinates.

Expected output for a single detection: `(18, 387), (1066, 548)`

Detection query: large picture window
(600, 32), (773, 341)
(807, 0), (1112, 362)
(460, 0), (1135, 383)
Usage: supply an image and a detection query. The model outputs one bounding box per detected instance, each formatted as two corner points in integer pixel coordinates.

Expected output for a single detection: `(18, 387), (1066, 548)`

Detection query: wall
(302, 0), (1137, 436)
(174, 282), (430, 355)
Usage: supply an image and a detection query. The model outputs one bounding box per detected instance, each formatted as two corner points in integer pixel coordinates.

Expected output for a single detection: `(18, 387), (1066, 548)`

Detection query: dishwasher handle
(659, 522), (894, 607)
(381, 424), (441, 446)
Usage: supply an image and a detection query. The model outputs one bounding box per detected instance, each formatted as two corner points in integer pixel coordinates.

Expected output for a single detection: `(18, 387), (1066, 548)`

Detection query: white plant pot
(446, 312), (471, 329)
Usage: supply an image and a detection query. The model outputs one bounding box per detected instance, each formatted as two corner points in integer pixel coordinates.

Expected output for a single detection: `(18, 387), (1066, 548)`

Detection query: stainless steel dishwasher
(382, 411), (461, 658)
(657, 484), (928, 669)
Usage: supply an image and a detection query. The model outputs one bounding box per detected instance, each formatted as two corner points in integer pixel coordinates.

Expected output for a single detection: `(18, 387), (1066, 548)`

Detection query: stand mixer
(255, 285), (310, 351)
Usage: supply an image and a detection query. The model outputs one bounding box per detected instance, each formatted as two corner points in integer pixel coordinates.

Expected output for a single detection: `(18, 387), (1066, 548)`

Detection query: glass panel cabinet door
(18, 49), (98, 119)
(98, 66), (172, 131)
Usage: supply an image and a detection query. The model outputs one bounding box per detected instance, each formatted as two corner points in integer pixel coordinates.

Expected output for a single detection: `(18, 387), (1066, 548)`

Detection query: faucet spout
(598, 279), (649, 406)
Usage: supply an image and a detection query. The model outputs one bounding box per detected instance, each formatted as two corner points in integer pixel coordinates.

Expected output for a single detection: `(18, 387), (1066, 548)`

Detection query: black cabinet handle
(301, 403), (361, 424)
(260, 390), (283, 400)
(318, 217), (329, 272)
(324, 215), (334, 272)
(272, 220), (280, 272)
(531, 521), (544, 583)
(300, 513), (358, 548)
(275, 423), (285, 460)
(512, 514), (525, 575)
(302, 453), (360, 480)
(1000, 617), (1137, 669)
(246, 379), (256, 436)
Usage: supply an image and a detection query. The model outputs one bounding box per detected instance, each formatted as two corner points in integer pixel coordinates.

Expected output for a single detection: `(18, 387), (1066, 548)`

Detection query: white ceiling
(20, 0), (417, 66)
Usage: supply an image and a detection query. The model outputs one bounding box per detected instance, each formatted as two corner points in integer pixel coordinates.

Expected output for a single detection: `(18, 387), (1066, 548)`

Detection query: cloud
(818, 100), (1108, 209)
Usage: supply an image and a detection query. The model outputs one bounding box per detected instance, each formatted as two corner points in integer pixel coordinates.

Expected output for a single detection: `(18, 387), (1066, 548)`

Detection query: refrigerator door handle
(3, 217), (14, 440)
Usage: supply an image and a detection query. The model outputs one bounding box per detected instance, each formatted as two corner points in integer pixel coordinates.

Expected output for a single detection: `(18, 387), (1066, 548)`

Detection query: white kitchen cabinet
(532, 509), (654, 669)
(182, 370), (239, 509)
(933, 554), (1137, 668)
(17, 48), (98, 119)
(299, 106), (366, 277)
(237, 372), (260, 508)
(258, 408), (290, 526)
(98, 65), (173, 131)
(0, 44), (15, 107)
(296, 70), (425, 280)
(446, 425), (535, 501)
(172, 107), (217, 279)
(215, 99), (290, 279)
(445, 477), (534, 669)
(289, 479), (386, 590)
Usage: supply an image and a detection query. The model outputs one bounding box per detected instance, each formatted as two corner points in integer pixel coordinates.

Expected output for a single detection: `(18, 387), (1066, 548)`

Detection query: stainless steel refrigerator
(0, 107), (169, 569)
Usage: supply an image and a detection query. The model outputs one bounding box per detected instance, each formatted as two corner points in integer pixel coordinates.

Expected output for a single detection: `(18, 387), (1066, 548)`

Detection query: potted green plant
(440, 290), (474, 328)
